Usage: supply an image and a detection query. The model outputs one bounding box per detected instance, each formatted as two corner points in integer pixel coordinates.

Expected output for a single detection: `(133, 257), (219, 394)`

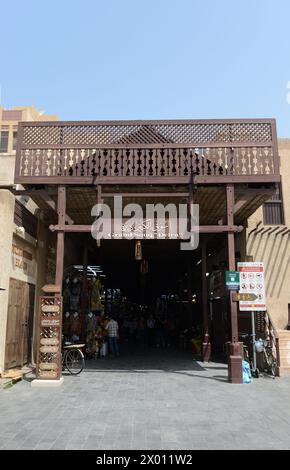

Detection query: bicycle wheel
(65, 348), (85, 375)
(253, 368), (260, 378)
(263, 350), (276, 378)
(269, 356), (276, 379)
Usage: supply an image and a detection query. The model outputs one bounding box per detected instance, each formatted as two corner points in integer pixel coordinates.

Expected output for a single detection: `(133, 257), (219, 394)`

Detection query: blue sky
(1, 0), (290, 136)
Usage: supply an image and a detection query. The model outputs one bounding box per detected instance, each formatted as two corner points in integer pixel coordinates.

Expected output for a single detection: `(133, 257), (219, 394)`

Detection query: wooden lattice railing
(15, 119), (280, 184)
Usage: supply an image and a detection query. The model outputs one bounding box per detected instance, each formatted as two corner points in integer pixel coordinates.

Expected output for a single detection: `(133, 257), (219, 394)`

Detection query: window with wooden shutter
(14, 200), (38, 239)
(263, 183), (285, 225)
(0, 131), (9, 153)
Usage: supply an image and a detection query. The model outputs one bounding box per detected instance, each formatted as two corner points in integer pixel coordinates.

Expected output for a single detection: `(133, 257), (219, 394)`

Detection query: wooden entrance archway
(13, 119), (280, 384)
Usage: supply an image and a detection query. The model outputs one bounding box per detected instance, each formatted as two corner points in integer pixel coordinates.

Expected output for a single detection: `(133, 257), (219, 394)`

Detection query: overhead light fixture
(135, 240), (142, 260)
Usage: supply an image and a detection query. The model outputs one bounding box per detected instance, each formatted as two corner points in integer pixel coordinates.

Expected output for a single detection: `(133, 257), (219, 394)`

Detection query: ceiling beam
(218, 188), (274, 225)
(40, 194), (74, 225)
(49, 224), (244, 234)
(5, 188), (74, 225)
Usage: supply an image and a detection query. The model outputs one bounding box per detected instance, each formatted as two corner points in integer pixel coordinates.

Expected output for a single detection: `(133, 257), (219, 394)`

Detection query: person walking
(106, 316), (119, 357)
(146, 314), (155, 346)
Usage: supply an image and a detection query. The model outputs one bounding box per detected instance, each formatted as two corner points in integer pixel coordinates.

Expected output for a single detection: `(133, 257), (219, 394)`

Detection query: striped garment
(107, 320), (119, 337)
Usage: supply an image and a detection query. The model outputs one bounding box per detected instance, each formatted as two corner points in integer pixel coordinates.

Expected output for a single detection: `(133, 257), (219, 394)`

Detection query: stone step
(278, 366), (290, 377)
(279, 360), (290, 369)
(278, 335), (290, 341)
(279, 349), (290, 357)
(277, 330), (290, 339)
(1, 369), (24, 379)
(278, 339), (290, 349)
(279, 351), (290, 361)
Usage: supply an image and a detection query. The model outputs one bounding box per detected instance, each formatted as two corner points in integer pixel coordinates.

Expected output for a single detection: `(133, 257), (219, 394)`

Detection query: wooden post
(96, 184), (102, 247)
(186, 172), (194, 329)
(226, 184), (242, 384)
(186, 258), (192, 329)
(55, 186), (66, 286)
(202, 242), (211, 361)
(80, 243), (88, 342)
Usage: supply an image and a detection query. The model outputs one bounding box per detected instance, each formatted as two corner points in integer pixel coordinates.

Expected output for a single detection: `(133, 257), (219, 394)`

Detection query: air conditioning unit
(15, 226), (25, 236)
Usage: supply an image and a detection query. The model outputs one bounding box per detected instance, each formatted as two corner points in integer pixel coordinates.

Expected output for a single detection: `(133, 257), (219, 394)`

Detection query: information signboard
(237, 262), (266, 311)
(226, 271), (240, 290)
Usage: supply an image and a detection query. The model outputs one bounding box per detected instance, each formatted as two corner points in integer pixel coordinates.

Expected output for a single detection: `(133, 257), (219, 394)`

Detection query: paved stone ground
(1, 345), (290, 450)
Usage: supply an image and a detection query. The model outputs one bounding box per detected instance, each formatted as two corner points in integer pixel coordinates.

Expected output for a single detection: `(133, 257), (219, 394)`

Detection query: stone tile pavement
(1, 346), (290, 450)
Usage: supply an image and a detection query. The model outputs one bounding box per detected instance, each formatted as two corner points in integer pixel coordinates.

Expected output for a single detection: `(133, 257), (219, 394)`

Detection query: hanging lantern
(135, 240), (142, 260)
(140, 259), (148, 274)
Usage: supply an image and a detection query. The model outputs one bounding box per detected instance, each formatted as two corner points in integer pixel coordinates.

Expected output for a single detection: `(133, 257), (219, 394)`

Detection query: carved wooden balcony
(15, 119), (280, 185)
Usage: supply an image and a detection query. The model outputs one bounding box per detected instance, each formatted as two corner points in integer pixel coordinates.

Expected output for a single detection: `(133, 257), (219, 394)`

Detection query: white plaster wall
(0, 190), (15, 373)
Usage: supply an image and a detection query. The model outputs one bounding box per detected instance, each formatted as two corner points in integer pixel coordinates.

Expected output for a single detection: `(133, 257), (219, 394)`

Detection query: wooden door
(22, 284), (35, 365)
(5, 279), (35, 369)
(5, 279), (22, 369)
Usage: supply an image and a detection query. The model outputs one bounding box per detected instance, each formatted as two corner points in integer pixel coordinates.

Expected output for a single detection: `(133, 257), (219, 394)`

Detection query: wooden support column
(80, 243), (88, 342)
(186, 257), (193, 329)
(202, 242), (211, 362)
(96, 184), (102, 248)
(55, 186), (66, 287)
(226, 184), (242, 384)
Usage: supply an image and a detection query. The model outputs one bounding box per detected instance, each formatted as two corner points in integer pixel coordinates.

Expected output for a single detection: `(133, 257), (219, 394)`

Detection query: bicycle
(62, 342), (85, 375)
(255, 338), (277, 379)
(239, 333), (260, 378)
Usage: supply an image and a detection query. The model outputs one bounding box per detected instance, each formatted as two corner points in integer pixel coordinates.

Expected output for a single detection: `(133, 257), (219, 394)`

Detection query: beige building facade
(0, 109), (289, 378)
(246, 139), (290, 330)
(0, 107), (58, 375)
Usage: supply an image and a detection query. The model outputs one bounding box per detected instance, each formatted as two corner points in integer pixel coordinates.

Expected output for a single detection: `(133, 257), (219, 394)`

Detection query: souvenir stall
(61, 266), (106, 356)
(62, 270), (83, 342)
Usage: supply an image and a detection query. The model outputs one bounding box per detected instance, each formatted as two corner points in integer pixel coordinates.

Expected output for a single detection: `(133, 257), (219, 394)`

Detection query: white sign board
(237, 262), (266, 311)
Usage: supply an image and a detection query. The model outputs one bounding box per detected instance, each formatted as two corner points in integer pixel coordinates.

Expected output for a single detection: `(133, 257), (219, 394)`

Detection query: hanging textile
(91, 277), (103, 311)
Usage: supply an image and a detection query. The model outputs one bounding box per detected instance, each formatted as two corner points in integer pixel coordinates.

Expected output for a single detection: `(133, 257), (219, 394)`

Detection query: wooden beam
(218, 188), (275, 225)
(19, 141), (275, 150)
(14, 175), (281, 185)
(102, 192), (189, 198)
(39, 193), (74, 225)
(5, 187), (74, 225)
(2, 187), (55, 196)
(49, 224), (244, 233)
